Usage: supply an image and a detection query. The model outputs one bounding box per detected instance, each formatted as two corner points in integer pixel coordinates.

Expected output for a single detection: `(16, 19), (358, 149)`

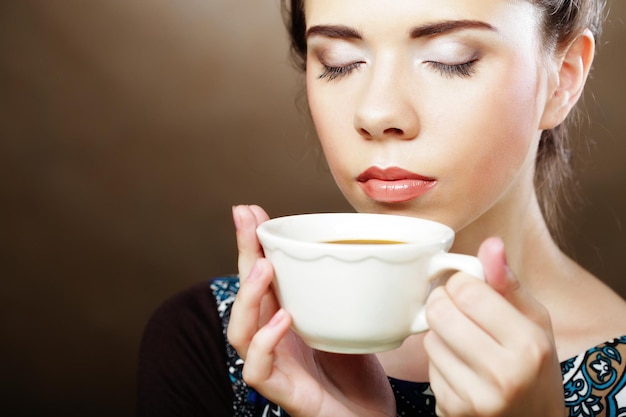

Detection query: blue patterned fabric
(210, 276), (626, 417)
(562, 336), (626, 416)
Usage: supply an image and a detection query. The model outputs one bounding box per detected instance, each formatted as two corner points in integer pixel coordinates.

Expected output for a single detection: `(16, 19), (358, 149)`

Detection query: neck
(450, 190), (574, 300)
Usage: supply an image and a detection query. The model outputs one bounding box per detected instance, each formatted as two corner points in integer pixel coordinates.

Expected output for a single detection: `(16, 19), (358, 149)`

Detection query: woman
(138, 0), (626, 416)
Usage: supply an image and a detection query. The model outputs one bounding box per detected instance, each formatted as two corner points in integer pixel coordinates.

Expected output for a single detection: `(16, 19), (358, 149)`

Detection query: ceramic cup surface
(256, 213), (484, 354)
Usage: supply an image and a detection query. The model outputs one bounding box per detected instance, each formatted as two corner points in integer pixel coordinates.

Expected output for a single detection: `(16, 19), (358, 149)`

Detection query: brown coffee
(325, 239), (405, 244)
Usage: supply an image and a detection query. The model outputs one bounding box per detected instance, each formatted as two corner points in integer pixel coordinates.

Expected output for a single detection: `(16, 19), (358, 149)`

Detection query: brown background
(0, 0), (624, 415)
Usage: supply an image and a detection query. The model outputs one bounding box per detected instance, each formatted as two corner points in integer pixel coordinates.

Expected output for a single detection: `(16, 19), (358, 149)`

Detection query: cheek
(449, 62), (543, 163)
(485, 65), (545, 166)
(428, 63), (545, 220)
(306, 77), (355, 170)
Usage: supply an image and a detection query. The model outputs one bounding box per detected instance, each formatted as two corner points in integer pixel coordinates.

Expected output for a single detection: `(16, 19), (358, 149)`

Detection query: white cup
(256, 213), (484, 354)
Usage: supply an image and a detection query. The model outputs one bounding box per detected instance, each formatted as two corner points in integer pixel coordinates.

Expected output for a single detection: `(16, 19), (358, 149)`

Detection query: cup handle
(410, 252), (485, 333)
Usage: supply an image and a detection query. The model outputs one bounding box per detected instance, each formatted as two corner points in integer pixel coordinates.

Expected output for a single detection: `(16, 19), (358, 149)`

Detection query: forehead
(304, 0), (541, 36)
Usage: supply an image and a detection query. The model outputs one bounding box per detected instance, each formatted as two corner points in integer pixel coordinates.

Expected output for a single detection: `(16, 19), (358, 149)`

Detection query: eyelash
(318, 62), (362, 81)
(426, 59), (479, 78)
(317, 59), (479, 81)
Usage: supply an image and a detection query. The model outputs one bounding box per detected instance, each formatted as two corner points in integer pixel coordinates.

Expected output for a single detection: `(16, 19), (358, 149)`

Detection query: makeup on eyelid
(420, 40), (481, 65)
(313, 47), (366, 68)
(311, 38), (483, 81)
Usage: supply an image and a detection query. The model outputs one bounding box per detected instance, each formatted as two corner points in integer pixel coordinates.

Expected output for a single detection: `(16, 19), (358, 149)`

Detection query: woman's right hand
(227, 205), (395, 417)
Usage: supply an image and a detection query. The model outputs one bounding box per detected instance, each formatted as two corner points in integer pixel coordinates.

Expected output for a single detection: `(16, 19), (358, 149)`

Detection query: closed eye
(318, 62), (363, 81)
(426, 59), (478, 78)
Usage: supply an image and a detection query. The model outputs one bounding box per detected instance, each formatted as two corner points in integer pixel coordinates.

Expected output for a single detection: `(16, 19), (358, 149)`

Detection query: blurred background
(0, 0), (624, 415)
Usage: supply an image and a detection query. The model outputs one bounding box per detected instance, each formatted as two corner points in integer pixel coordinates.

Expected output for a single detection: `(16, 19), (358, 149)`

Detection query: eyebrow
(305, 19), (497, 41)
(306, 25), (362, 40)
(410, 20), (497, 38)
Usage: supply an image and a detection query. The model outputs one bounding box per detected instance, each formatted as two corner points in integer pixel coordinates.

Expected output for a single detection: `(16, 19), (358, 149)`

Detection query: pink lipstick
(356, 167), (436, 203)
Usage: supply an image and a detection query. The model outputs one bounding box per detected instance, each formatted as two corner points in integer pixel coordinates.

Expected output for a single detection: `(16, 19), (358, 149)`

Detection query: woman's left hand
(424, 237), (566, 417)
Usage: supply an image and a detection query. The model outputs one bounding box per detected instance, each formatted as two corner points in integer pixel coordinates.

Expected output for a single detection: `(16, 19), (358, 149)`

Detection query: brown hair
(281, 0), (606, 241)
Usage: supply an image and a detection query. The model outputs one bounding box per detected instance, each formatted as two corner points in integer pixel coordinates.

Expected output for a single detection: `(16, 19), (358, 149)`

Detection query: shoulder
(143, 279), (230, 338)
(555, 268), (626, 416)
(137, 277), (238, 417)
(562, 336), (626, 417)
(139, 276), (241, 356)
(552, 265), (626, 360)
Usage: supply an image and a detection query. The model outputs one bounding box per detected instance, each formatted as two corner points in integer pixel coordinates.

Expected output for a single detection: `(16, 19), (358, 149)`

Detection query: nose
(354, 63), (420, 141)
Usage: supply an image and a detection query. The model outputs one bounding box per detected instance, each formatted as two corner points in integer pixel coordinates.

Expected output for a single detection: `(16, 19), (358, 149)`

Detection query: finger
(426, 285), (503, 378)
(227, 259), (276, 359)
(425, 337), (471, 417)
(477, 237), (553, 329)
(426, 328), (509, 417)
(428, 367), (467, 417)
(249, 204), (270, 225)
(233, 205), (269, 281)
(443, 271), (546, 352)
(441, 263), (555, 368)
(242, 309), (292, 387)
(477, 237), (517, 296)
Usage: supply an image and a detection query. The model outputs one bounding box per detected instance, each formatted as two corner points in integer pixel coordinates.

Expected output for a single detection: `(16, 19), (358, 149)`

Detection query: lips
(356, 167), (436, 203)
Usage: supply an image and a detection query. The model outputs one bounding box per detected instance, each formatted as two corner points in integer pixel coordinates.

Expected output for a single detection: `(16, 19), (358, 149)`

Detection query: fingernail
(232, 205), (242, 231)
(497, 239), (516, 283)
(268, 309), (286, 327)
(505, 263), (516, 283)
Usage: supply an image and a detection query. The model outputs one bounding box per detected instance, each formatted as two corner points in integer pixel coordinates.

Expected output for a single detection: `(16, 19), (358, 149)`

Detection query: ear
(539, 29), (595, 130)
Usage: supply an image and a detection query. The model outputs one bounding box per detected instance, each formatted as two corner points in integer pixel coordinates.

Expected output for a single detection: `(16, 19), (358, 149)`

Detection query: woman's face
(305, 0), (557, 234)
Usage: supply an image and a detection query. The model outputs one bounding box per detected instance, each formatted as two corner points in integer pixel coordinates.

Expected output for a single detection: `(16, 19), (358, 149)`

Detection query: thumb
(477, 237), (520, 298)
(233, 205), (270, 282)
(477, 237), (555, 336)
